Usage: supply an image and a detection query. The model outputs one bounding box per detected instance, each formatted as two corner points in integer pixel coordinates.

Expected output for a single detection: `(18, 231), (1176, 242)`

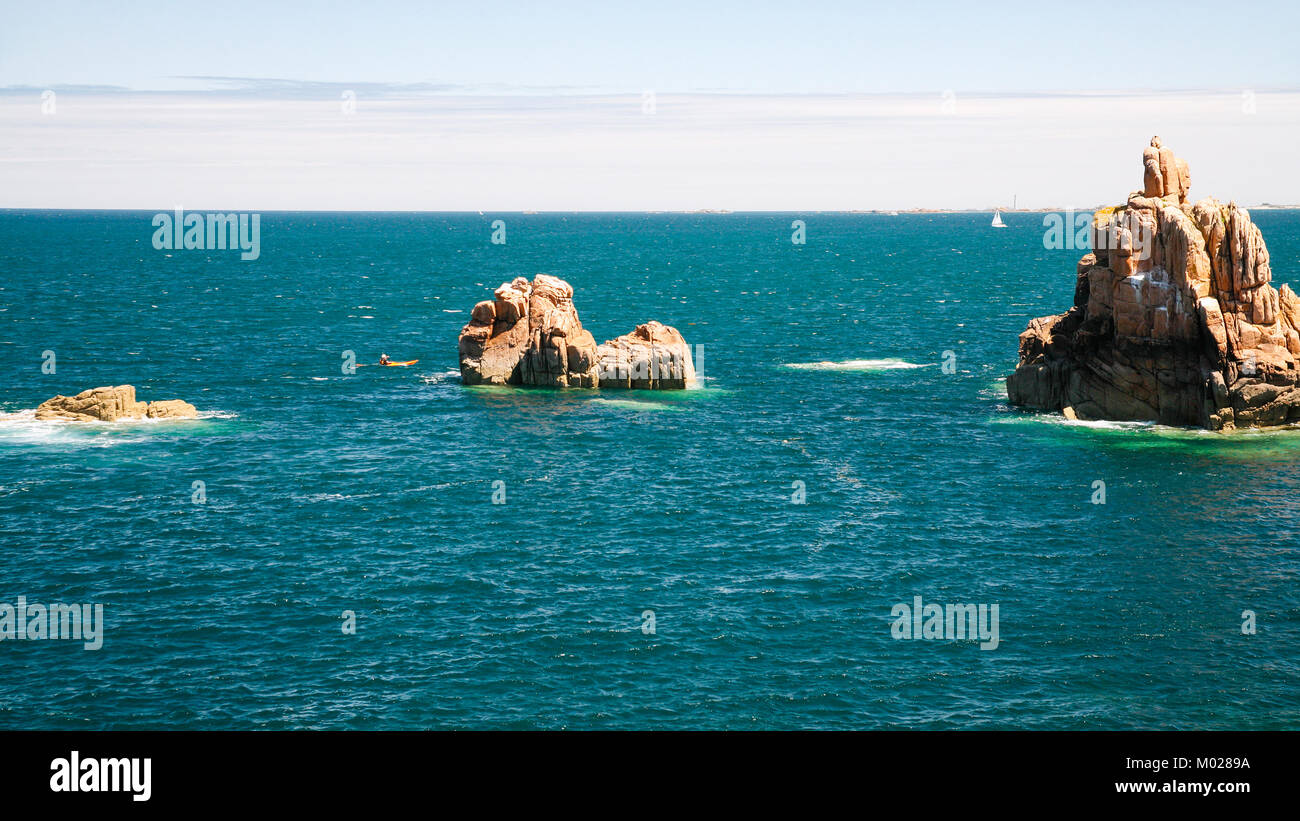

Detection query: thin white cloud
(2, 89), (1296, 210)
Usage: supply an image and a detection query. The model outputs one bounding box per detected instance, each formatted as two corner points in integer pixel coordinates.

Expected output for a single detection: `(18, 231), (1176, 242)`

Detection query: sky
(2, 0), (1299, 209)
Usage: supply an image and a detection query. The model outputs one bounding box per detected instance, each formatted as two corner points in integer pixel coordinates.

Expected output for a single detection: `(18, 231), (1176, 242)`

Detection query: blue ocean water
(1, 209), (1297, 730)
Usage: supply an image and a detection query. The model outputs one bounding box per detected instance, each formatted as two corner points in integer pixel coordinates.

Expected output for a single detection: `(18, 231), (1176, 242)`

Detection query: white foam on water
(979, 378), (1008, 400)
(782, 358), (932, 372)
(0, 410), (66, 444)
(993, 412), (1166, 432)
(1057, 418), (1163, 432)
(299, 491), (374, 502)
(0, 408), (235, 448)
(588, 397), (682, 412)
(998, 411), (1300, 438)
(419, 370), (462, 385)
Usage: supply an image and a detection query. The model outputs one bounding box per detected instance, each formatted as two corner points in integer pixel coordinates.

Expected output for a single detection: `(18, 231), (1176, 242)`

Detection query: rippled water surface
(1, 210), (1297, 729)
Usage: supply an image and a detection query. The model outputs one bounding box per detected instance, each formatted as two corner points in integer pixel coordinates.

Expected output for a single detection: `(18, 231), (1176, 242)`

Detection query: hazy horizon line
(4, 82), (1299, 100)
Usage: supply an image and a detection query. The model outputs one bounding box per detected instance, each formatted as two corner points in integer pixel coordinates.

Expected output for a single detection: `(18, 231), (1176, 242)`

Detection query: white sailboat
(991, 209), (1006, 228)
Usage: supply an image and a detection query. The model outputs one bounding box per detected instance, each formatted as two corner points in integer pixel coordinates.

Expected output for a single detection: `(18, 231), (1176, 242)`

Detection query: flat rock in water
(35, 385), (198, 421)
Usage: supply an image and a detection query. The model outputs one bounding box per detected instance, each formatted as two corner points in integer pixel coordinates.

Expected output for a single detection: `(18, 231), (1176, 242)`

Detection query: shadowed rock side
(1007, 137), (1300, 430)
(458, 274), (695, 389)
(36, 385), (198, 421)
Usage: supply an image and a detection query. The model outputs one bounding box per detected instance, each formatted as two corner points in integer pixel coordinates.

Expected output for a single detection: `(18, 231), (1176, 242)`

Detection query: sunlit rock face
(35, 386), (198, 421)
(1008, 138), (1300, 430)
(458, 275), (694, 390)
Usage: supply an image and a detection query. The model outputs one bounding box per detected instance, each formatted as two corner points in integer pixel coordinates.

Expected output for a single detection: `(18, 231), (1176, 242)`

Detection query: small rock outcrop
(458, 275), (695, 389)
(1007, 137), (1300, 430)
(597, 321), (696, 389)
(35, 386), (198, 422)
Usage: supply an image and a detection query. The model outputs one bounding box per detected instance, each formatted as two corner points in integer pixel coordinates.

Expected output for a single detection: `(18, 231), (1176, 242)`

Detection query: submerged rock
(458, 275), (695, 389)
(35, 385), (198, 422)
(1007, 138), (1300, 430)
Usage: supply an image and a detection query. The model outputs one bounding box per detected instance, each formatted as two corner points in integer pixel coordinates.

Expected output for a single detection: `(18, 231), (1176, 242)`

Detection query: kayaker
(379, 353), (390, 365)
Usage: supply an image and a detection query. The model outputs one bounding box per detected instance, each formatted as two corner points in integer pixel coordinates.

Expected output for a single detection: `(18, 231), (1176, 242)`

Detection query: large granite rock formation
(458, 275), (695, 389)
(1007, 137), (1300, 430)
(36, 385), (198, 421)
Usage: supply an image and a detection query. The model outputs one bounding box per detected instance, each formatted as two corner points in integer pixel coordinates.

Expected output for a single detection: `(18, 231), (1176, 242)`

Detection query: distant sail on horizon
(991, 209), (1006, 228)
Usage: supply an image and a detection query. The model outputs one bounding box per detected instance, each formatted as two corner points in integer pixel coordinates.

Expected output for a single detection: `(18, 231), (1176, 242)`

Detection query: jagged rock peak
(1007, 139), (1300, 430)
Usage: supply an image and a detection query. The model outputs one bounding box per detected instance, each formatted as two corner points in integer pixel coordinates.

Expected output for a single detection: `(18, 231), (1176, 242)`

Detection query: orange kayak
(357, 359), (419, 367)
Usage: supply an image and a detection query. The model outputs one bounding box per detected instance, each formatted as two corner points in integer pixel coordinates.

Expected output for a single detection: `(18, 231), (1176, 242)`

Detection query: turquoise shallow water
(1, 209), (1298, 729)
